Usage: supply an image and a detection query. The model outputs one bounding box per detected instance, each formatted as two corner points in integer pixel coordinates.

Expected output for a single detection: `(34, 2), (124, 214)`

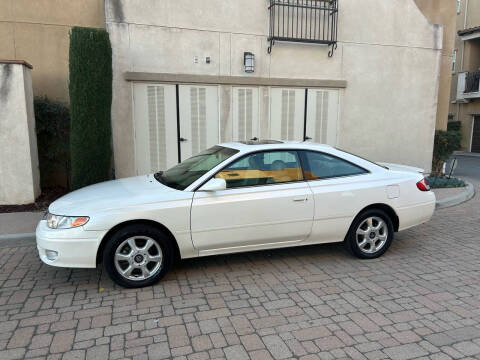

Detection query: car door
(299, 150), (372, 244)
(190, 150), (314, 254)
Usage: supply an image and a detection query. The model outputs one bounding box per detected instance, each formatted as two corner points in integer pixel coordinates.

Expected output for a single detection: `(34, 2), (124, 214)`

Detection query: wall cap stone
(0, 60), (33, 69)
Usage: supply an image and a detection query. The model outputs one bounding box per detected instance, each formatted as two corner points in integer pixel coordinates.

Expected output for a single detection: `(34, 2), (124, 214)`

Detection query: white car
(36, 141), (435, 288)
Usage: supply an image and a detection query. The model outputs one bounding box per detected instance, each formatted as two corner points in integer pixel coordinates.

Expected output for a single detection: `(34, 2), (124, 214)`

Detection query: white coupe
(36, 141), (435, 288)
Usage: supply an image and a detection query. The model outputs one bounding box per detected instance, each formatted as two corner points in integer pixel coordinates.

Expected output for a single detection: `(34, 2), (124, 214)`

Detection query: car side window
(215, 151), (303, 188)
(300, 151), (367, 180)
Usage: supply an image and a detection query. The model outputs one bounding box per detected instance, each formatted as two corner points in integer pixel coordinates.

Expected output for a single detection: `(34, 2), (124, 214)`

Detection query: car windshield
(154, 146), (239, 190)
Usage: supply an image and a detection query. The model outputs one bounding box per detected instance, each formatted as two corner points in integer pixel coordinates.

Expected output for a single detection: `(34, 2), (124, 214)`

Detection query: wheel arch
(96, 219), (181, 265)
(355, 203), (399, 232)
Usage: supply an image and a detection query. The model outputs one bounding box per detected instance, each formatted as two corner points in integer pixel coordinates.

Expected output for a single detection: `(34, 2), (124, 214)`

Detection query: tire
(103, 224), (173, 288)
(345, 209), (394, 259)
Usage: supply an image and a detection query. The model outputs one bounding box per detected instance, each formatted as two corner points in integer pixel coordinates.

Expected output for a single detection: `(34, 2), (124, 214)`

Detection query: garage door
(133, 83), (340, 175)
(472, 116), (480, 153)
(133, 83), (219, 175)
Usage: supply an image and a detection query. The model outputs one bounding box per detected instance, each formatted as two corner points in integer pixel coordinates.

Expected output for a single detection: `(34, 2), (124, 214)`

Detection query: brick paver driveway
(1, 184), (479, 360)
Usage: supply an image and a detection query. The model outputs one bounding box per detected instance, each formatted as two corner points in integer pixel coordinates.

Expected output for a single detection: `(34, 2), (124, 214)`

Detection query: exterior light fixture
(244, 52), (254, 73)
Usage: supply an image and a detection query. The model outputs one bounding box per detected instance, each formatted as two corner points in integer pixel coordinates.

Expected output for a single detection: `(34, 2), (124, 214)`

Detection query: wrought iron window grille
(268, 0), (338, 57)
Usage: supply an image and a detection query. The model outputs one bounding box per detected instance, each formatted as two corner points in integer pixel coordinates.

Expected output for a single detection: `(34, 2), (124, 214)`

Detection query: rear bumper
(396, 196), (436, 231)
(36, 220), (104, 268)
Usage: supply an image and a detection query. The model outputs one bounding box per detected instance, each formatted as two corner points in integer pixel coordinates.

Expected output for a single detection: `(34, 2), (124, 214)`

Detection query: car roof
(216, 140), (389, 174)
(218, 140), (334, 151)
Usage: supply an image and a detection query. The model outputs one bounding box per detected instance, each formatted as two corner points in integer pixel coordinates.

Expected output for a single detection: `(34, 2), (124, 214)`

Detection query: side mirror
(199, 178), (227, 192)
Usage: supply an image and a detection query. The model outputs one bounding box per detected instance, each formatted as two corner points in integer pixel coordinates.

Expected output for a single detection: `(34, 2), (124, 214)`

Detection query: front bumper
(36, 220), (105, 268)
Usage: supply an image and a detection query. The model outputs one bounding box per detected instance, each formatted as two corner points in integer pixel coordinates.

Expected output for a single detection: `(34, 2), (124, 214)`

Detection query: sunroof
(238, 139), (284, 145)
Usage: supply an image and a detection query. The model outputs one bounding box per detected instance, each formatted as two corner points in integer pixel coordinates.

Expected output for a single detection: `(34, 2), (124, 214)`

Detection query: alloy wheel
(355, 216), (388, 254)
(114, 236), (163, 281)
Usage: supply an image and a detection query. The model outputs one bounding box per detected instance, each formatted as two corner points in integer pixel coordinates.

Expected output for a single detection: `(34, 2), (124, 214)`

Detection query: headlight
(46, 213), (89, 229)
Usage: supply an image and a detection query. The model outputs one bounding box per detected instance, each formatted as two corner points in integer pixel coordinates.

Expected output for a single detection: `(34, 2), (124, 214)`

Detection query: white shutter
(133, 83), (177, 175)
(306, 89), (339, 145)
(179, 85), (219, 161)
(232, 87), (259, 141)
(189, 87), (207, 155)
(147, 86), (167, 171)
(269, 88), (305, 141)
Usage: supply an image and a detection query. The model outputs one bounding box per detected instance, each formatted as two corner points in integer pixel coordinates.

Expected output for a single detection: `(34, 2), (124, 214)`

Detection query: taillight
(416, 178), (430, 191)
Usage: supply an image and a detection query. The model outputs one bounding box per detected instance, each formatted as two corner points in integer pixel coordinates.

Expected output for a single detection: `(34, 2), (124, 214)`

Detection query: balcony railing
(465, 71), (480, 94)
(457, 72), (480, 101)
(268, 0), (338, 57)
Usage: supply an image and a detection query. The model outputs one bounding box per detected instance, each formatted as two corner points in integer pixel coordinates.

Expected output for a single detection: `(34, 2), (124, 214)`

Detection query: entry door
(270, 88), (305, 141)
(305, 89), (339, 145)
(178, 85), (219, 161)
(133, 83), (178, 174)
(232, 87), (260, 141)
(472, 116), (480, 153)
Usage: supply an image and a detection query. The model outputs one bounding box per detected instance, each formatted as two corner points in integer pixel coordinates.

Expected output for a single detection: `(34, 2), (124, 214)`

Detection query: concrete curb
(0, 232), (35, 242)
(436, 181), (475, 209)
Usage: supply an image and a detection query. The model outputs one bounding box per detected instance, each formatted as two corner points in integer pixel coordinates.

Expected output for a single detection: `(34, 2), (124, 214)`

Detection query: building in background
(0, 0), (104, 102)
(450, 0), (480, 152)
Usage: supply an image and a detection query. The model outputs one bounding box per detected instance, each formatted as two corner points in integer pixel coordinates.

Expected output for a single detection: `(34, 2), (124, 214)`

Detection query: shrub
(34, 97), (70, 189)
(431, 127), (462, 177)
(69, 27), (112, 190)
(426, 176), (465, 188)
(447, 121), (461, 132)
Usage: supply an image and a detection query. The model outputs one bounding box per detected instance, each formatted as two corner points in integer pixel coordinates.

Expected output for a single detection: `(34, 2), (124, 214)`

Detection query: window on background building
(457, 0), (461, 14)
(452, 50), (457, 73)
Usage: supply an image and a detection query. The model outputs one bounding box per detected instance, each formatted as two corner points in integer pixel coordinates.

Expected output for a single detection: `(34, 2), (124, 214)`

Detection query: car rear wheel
(103, 224), (173, 288)
(345, 209), (394, 259)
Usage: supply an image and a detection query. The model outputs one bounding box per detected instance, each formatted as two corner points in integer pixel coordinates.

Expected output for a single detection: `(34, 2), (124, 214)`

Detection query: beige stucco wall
(414, 0), (456, 131)
(0, 62), (40, 205)
(0, 0), (105, 102)
(106, 0), (442, 176)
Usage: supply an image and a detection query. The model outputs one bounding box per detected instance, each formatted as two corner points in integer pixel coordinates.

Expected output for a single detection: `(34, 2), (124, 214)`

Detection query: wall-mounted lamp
(244, 52), (254, 73)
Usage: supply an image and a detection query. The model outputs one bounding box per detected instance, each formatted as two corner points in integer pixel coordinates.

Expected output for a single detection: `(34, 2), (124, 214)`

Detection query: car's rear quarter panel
(303, 169), (435, 245)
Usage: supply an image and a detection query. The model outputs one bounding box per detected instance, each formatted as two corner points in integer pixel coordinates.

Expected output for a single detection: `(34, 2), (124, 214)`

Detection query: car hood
(49, 175), (181, 215)
(377, 162), (424, 174)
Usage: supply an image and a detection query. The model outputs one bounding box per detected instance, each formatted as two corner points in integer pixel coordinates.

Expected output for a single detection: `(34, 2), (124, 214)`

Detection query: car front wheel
(346, 209), (394, 259)
(103, 224), (173, 288)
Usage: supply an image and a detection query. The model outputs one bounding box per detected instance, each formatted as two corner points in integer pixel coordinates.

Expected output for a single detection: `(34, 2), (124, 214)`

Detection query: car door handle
(179, 137), (188, 142)
(293, 197), (307, 202)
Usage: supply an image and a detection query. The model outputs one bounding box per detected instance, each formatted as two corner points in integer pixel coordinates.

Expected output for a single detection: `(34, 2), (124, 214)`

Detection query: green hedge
(69, 27), (113, 190)
(35, 97), (70, 189)
(426, 176), (465, 189)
